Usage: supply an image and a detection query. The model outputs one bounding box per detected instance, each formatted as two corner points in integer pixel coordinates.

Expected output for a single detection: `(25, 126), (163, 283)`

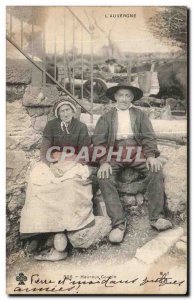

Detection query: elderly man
(92, 82), (171, 244)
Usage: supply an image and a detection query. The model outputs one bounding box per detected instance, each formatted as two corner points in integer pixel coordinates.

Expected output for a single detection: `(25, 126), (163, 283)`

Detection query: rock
(6, 224), (21, 255)
(33, 115), (48, 131)
(135, 227), (184, 264)
(7, 101), (31, 134)
(141, 208), (147, 216)
(160, 104), (172, 120)
(151, 218), (173, 231)
(180, 236), (187, 243)
(8, 193), (25, 213)
(130, 211), (141, 217)
(6, 150), (28, 193)
(7, 150), (28, 173)
(121, 195), (136, 206)
(67, 216), (112, 249)
(6, 136), (17, 150)
(6, 84), (26, 102)
(31, 118), (36, 128)
(6, 96), (43, 148)
(162, 146), (187, 214)
(136, 193), (144, 206)
(129, 206), (140, 216)
(166, 98), (177, 110)
(26, 107), (52, 117)
(6, 59), (31, 84)
(175, 241), (187, 254)
(22, 85), (60, 107)
(180, 213), (185, 221)
(7, 129), (42, 152)
(6, 217), (11, 234)
(18, 129), (42, 151)
(166, 196), (187, 214)
(151, 120), (187, 143)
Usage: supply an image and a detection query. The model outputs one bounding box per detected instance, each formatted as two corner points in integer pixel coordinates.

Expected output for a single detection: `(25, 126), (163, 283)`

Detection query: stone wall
(6, 59), (61, 254)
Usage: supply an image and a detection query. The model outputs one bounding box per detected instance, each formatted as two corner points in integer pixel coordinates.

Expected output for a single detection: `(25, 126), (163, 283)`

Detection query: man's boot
(108, 221), (127, 243)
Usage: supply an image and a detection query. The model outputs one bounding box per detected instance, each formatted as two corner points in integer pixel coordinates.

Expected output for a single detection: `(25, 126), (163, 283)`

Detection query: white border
(1, 1), (191, 299)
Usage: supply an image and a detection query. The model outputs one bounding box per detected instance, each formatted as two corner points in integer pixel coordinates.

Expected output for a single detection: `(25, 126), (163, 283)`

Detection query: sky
(6, 6), (181, 60)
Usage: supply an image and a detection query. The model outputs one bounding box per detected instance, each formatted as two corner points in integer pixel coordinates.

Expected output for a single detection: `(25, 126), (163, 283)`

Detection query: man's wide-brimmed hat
(53, 97), (77, 118)
(106, 82), (143, 102)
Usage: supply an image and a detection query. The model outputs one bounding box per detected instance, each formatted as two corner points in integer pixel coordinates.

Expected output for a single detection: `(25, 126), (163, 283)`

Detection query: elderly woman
(20, 97), (95, 261)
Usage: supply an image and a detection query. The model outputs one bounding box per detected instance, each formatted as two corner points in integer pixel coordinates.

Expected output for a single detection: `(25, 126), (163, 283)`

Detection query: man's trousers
(97, 139), (166, 227)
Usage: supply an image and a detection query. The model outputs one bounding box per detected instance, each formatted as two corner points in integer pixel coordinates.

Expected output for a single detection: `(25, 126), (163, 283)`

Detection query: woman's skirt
(20, 162), (95, 234)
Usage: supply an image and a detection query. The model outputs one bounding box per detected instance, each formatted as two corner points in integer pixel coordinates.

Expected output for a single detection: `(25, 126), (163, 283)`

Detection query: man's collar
(116, 104), (133, 111)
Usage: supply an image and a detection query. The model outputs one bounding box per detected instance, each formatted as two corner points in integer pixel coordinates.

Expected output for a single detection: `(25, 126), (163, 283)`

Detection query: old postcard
(6, 6), (188, 295)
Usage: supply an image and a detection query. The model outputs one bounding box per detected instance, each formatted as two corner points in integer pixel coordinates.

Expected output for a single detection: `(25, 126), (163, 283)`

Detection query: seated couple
(20, 82), (171, 261)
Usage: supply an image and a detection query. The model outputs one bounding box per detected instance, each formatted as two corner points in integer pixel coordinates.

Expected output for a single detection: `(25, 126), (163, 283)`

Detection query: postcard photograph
(6, 6), (188, 295)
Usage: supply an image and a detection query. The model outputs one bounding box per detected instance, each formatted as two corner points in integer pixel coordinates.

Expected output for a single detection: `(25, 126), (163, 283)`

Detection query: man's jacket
(92, 106), (160, 161)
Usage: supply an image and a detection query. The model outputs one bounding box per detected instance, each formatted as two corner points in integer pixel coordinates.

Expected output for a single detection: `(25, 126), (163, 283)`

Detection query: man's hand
(97, 162), (112, 179)
(146, 157), (162, 173)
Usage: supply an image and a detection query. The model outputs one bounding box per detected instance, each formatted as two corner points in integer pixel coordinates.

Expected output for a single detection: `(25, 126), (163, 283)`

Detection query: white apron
(20, 161), (95, 234)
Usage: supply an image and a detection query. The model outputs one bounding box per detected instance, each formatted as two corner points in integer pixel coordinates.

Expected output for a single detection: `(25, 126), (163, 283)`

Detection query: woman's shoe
(34, 248), (68, 261)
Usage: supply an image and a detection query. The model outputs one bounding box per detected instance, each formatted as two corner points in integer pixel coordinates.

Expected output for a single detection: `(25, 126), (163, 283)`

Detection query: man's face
(114, 88), (134, 110)
(58, 104), (74, 123)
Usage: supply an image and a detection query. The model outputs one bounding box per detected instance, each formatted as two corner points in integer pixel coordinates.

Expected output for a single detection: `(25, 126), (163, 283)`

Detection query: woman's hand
(146, 157), (162, 172)
(97, 162), (112, 179)
(50, 163), (64, 178)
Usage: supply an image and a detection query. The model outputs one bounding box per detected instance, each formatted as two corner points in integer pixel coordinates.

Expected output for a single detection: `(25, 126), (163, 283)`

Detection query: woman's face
(58, 104), (74, 123)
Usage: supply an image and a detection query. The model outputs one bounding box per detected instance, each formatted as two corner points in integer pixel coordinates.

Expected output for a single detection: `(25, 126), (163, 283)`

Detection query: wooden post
(63, 8), (66, 89)
(150, 62), (156, 72)
(90, 29), (94, 123)
(127, 60), (132, 84)
(81, 26), (84, 100)
(63, 8), (72, 91)
(20, 19), (23, 49)
(72, 16), (75, 96)
(31, 7), (34, 61)
(42, 23), (46, 88)
(31, 8), (43, 87)
(9, 9), (12, 39)
(54, 7), (57, 80)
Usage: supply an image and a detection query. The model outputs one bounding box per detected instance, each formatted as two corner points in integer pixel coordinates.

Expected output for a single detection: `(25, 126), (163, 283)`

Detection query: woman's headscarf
(53, 97), (77, 118)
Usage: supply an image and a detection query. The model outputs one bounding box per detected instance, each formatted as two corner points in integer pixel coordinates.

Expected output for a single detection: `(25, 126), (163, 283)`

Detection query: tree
(148, 7), (187, 50)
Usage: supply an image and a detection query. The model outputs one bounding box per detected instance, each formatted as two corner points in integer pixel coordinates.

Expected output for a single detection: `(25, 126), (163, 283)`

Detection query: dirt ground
(6, 210), (187, 295)
(7, 205), (186, 272)
(6, 206), (151, 267)
(68, 207), (157, 266)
